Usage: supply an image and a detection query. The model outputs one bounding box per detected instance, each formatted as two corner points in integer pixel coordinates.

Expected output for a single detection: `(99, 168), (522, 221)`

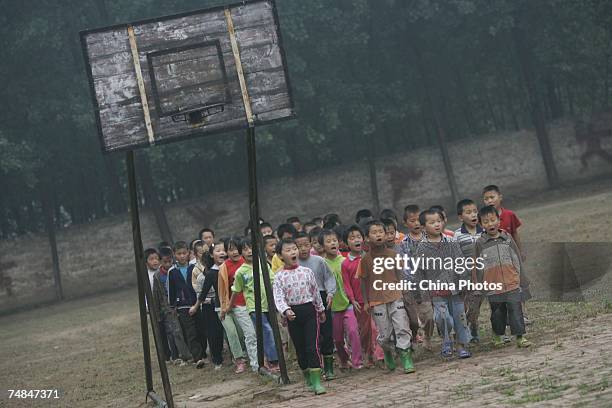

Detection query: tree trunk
(283, 135), (301, 178)
(53, 190), (62, 229)
(545, 75), (563, 119)
(11, 205), (25, 235)
(484, 89), (499, 131)
(41, 189), (63, 301)
(504, 79), (521, 130)
(565, 84), (574, 116)
(511, 20), (559, 188)
(604, 29), (611, 110)
(407, 25), (459, 204)
(364, 132), (381, 215)
(135, 152), (173, 244)
(419, 102), (432, 140)
(26, 200), (38, 232)
(0, 196), (9, 239)
(495, 89), (508, 130)
(103, 156), (126, 214)
(455, 69), (478, 135)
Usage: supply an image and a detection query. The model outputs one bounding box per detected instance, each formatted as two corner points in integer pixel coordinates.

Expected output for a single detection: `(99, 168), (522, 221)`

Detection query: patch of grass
(451, 382), (474, 401)
(480, 377), (492, 386)
(510, 375), (571, 405)
(578, 377), (609, 395)
(525, 301), (611, 339)
(498, 366), (513, 377)
(498, 384), (516, 397)
(510, 387), (568, 405)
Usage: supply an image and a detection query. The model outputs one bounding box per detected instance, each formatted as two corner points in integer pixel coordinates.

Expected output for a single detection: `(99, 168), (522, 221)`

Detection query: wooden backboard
(80, 0), (294, 153)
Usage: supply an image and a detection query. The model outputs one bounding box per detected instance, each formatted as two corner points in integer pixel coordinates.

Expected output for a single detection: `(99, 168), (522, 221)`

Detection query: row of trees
(1, 0), (611, 239)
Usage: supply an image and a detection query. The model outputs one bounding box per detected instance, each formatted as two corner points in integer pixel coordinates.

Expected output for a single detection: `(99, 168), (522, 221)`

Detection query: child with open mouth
(272, 238), (327, 395)
(320, 229), (363, 375)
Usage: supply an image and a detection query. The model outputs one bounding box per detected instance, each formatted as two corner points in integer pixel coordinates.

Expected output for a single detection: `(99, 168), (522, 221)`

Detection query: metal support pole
(142, 259), (175, 407)
(245, 127), (290, 384)
(126, 151), (154, 393)
(126, 151), (175, 407)
(147, 391), (169, 408)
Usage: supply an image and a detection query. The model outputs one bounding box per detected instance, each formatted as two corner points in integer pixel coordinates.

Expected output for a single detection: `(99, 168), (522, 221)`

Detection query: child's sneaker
(516, 336), (532, 348)
(195, 359), (206, 369)
(503, 335), (512, 343)
(523, 315), (532, 325)
(441, 341), (453, 358)
(492, 335), (505, 347)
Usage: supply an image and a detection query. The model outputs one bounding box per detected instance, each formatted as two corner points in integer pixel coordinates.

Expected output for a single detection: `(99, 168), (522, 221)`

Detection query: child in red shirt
(342, 225), (384, 367)
(482, 185), (524, 256)
(482, 185), (532, 322)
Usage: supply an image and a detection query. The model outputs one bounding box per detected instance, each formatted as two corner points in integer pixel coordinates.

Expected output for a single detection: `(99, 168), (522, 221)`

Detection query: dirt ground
(1, 182), (611, 408)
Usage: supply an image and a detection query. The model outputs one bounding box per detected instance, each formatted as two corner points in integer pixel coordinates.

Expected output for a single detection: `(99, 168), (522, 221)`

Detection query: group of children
(144, 184), (532, 395)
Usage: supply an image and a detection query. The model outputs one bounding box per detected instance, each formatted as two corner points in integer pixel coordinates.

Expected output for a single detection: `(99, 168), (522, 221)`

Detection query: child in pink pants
(342, 224), (384, 366)
(332, 306), (363, 369)
(321, 229), (363, 370)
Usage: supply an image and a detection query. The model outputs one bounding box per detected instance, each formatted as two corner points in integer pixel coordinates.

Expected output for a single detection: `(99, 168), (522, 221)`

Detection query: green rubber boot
(516, 336), (532, 348)
(383, 350), (396, 371)
(309, 368), (327, 395)
(323, 355), (335, 380)
(492, 335), (504, 347)
(399, 349), (415, 373)
(302, 369), (312, 389)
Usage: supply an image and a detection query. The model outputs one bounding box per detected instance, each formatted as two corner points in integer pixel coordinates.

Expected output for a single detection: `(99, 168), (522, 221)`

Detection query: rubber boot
(399, 348), (415, 373)
(516, 336), (532, 348)
(309, 368), (327, 395)
(492, 335), (504, 347)
(323, 355), (335, 380)
(383, 350), (396, 371)
(303, 369), (312, 389)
